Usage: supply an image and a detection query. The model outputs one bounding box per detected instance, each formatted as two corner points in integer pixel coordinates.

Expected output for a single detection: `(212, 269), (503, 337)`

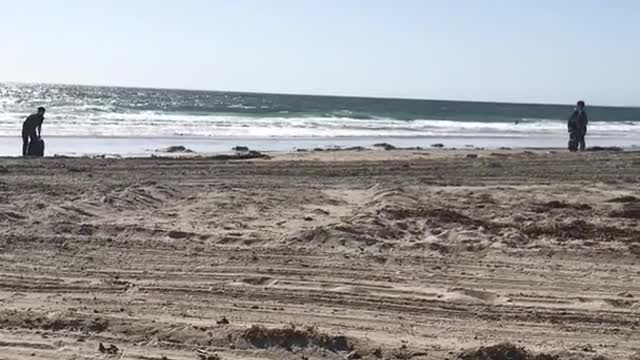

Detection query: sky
(0, 0), (638, 106)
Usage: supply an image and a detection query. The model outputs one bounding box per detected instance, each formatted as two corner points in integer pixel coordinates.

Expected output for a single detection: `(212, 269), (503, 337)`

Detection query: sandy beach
(1, 149), (639, 360)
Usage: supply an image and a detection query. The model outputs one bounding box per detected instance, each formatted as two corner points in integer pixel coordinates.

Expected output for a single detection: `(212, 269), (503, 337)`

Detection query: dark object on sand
(241, 325), (353, 352)
(217, 316), (230, 325)
(159, 145), (194, 153)
(431, 143), (444, 148)
(197, 350), (222, 360)
(27, 138), (45, 157)
(466, 154), (478, 159)
(373, 143), (397, 151)
(459, 342), (531, 360)
(607, 195), (638, 203)
(168, 230), (189, 239)
(98, 343), (119, 355)
(210, 151), (270, 160)
(151, 151), (270, 160)
(233, 146), (250, 152)
(587, 146), (623, 152)
(611, 202), (640, 219)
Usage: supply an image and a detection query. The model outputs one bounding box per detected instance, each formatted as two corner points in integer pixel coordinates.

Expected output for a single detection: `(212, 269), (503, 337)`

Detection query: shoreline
(0, 134), (637, 157)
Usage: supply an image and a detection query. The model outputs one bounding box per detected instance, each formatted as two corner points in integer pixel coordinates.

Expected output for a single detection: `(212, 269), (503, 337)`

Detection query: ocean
(1, 83), (639, 156)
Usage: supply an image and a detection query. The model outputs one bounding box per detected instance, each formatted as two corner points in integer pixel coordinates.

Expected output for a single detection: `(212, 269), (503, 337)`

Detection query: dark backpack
(28, 138), (45, 157)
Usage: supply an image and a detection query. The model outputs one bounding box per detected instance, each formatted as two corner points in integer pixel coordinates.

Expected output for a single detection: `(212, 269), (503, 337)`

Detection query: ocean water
(0, 83), (639, 155)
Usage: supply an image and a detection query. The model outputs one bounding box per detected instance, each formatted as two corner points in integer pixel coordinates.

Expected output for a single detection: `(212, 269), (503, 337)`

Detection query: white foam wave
(0, 112), (637, 138)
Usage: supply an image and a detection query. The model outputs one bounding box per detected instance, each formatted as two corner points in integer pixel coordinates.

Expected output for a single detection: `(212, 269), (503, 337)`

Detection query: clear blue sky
(1, 0), (638, 106)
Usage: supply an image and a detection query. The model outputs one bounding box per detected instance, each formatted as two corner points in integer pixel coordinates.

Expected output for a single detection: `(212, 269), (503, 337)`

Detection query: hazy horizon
(1, 0), (639, 107)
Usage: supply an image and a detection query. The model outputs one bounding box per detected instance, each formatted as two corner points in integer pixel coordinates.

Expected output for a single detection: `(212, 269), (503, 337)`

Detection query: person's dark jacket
(22, 114), (44, 136)
(568, 110), (588, 134)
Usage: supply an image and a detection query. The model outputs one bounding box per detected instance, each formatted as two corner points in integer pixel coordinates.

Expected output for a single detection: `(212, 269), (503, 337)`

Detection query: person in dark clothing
(22, 107), (46, 156)
(568, 101), (588, 152)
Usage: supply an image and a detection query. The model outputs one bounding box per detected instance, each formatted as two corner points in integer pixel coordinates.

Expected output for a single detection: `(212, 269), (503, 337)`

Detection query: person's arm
(37, 117), (43, 138)
(583, 113), (588, 134)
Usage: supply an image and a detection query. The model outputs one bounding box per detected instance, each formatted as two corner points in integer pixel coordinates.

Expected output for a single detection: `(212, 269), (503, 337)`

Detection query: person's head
(576, 101), (585, 110)
(37, 107), (46, 115)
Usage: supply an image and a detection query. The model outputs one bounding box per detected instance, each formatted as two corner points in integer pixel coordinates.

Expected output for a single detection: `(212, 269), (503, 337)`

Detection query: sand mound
(102, 184), (182, 210)
(288, 204), (495, 252)
(297, 224), (381, 247)
(287, 186), (501, 251)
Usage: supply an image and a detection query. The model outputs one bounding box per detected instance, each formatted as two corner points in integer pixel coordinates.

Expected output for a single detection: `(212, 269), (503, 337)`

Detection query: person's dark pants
(577, 132), (586, 151)
(22, 129), (37, 156)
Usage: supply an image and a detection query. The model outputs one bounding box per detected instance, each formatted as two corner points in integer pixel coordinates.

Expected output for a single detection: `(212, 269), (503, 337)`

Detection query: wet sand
(0, 135), (637, 157)
(0, 149), (639, 360)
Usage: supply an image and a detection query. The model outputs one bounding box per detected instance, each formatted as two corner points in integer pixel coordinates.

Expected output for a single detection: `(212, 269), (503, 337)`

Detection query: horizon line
(1, 80), (638, 109)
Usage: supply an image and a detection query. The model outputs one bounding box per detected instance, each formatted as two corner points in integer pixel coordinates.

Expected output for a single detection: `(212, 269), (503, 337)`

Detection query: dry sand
(0, 149), (639, 360)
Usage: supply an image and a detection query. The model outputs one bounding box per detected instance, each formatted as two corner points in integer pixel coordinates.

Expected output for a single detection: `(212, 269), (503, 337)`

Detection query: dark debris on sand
(458, 343), (555, 360)
(586, 146), (623, 152)
(98, 343), (120, 355)
(158, 145), (194, 153)
(373, 143), (397, 151)
(240, 325), (354, 353)
(208, 151), (271, 160)
(458, 342), (618, 360)
(607, 196), (638, 203)
(534, 201), (592, 211)
(610, 202), (640, 219)
(152, 151), (270, 161)
(197, 350), (222, 360)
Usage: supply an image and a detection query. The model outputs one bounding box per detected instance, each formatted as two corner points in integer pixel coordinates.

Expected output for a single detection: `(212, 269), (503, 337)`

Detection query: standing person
(22, 107), (45, 156)
(568, 101), (588, 151)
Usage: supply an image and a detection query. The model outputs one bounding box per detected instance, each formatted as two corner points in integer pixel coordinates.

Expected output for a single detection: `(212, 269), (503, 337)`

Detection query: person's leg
(28, 131), (39, 156)
(579, 133), (586, 151)
(22, 132), (29, 156)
